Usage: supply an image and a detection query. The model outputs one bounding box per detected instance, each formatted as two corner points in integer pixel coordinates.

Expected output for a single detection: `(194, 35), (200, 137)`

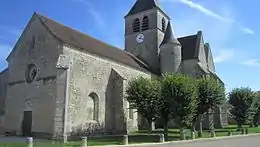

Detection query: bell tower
(124, 0), (170, 73)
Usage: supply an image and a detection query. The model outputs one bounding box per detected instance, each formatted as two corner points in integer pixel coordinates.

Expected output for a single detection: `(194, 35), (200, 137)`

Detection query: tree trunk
(192, 121), (196, 132)
(147, 120), (153, 134)
(180, 127), (186, 140)
(237, 122), (242, 130)
(163, 119), (169, 141)
(198, 117), (203, 138)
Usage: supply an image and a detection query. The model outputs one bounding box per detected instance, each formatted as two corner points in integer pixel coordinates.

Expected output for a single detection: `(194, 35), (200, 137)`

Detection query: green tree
(126, 77), (161, 134)
(193, 77), (226, 137)
(161, 73), (197, 140)
(228, 87), (255, 128)
(251, 92), (260, 127)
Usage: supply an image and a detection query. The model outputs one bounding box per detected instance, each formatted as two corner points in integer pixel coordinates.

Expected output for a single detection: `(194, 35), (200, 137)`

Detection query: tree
(251, 92), (260, 127)
(193, 77), (226, 137)
(228, 87), (255, 128)
(161, 73), (197, 140)
(126, 77), (161, 134)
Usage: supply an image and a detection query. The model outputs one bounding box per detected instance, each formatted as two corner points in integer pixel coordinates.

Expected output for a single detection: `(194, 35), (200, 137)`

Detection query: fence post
(81, 136), (87, 147)
(159, 134), (165, 143)
(191, 132), (195, 140)
(63, 135), (68, 143)
(210, 130), (216, 138)
(123, 135), (129, 145)
(241, 128), (245, 135)
(27, 137), (33, 147)
(228, 130), (232, 136)
(245, 128), (248, 135)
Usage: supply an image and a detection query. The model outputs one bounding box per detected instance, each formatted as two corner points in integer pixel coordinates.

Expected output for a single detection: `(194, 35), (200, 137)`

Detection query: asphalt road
(129, 135), (260, 147)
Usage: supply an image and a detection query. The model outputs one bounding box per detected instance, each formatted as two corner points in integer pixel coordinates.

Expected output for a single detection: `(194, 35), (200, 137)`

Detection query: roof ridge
(177, 34), (197, 40)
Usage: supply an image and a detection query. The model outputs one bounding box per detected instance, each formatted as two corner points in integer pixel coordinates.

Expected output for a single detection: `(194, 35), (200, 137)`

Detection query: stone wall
(0, 69), (8, 134)
(63, 45), (151, 136)
(4, 15), (62, 137)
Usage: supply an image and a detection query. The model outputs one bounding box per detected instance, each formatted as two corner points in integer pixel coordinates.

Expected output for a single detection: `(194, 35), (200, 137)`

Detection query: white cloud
(161, 0), (255, 35)
(241, 59), (260, 67)
(0, 26), (22, 37)
(240, 27), (255, 35)
(179, 0), (233, 23)
(214, 50), (235, 63)
(71, 0), (105, 29)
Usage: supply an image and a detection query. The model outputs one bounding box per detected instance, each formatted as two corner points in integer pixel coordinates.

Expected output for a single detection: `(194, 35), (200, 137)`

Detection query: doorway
(22, 111), (32, 137)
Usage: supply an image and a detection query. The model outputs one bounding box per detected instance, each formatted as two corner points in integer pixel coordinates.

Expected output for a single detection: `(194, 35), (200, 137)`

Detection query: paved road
(1, 135), (260, 147)
(129, 135), (260, 147)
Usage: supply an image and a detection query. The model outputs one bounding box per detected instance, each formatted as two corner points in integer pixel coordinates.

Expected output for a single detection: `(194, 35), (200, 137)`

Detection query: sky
(0, 0), (259, 92)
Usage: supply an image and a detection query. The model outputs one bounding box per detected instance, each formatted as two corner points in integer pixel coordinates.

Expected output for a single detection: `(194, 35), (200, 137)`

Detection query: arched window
(142, 16), (149, 31)
(132, 18), (140, 33)
(88, 92), (99, 121)
(162, 18), (166, 32)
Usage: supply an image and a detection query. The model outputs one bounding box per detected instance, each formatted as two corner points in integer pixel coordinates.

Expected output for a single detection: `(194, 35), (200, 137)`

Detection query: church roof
(126, 0), (161, 17)
(178, 34), (198, 60)
(161, 21), (180, 46)
(35, 13), (153, 74)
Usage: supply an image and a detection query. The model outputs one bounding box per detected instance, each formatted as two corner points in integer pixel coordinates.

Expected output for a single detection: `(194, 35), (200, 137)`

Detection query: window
(32, 36), (36, 49)
(88, 92), (99, 121)
(142, 16), (149, 31)
(25, 64), (37, 83)
(132, 18), (140, 32)
(162, 18), (166, 32)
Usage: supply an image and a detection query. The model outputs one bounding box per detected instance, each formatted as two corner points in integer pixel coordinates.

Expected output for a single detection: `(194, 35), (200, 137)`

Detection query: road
(129, 135), (260, 147)
(0, 135), (260, 147)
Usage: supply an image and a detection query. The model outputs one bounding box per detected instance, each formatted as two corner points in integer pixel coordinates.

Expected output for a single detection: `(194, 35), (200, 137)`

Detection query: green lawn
(1, 126), (260, 147)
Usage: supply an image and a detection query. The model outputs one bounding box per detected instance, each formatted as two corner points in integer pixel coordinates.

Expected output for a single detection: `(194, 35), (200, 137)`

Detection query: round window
(25, 64), (37, 83)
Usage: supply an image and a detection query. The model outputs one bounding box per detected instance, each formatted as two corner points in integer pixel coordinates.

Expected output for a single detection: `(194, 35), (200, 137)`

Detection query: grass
(1, 125), (260, 147)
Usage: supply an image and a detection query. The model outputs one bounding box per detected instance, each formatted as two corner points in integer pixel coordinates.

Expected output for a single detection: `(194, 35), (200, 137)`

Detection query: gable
(204, 43), (216, 72)
(6, 13), (62, 81)
(194, 31), (207, 67)
(6, 14), (37, 62)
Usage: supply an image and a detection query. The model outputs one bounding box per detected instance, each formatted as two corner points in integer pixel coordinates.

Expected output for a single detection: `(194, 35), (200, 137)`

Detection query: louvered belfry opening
(142, 16), (149, 31)
(132, 18), (140, 32)
(162, 18), (166, 32)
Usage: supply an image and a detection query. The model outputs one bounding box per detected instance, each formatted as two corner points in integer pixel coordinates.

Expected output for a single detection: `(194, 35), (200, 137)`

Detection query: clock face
(136, 34), (145, 44)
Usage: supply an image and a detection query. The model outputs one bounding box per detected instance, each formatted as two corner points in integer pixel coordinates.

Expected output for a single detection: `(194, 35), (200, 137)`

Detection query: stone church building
(0, 0), (227, 139)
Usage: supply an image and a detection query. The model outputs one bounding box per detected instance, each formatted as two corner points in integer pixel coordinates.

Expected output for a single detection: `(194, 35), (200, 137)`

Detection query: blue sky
(0, 0), (259, 92)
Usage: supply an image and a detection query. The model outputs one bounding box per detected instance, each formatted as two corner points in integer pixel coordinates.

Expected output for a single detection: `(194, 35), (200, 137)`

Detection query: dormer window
(132, 18), (140, 32)
(162, 18), (166, 32)
(142, 16), (149, 31)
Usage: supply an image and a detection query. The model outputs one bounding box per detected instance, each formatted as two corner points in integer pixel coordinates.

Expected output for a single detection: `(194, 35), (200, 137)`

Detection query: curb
(92, 133), (260, 147)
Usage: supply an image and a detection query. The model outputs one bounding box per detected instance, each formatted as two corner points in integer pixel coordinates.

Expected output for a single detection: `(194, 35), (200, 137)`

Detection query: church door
(22, 111), (32, 137)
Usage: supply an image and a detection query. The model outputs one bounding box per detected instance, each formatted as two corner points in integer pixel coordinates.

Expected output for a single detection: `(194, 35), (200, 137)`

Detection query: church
(0, 0), (227, 139)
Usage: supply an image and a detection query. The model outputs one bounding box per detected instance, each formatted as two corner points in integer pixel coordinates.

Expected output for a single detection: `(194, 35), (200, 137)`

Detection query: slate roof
(161, 21), (180, 46)
(178, 34), (198, 60)
(35, 13), (153, 74)
(126, 0), (163, 17)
